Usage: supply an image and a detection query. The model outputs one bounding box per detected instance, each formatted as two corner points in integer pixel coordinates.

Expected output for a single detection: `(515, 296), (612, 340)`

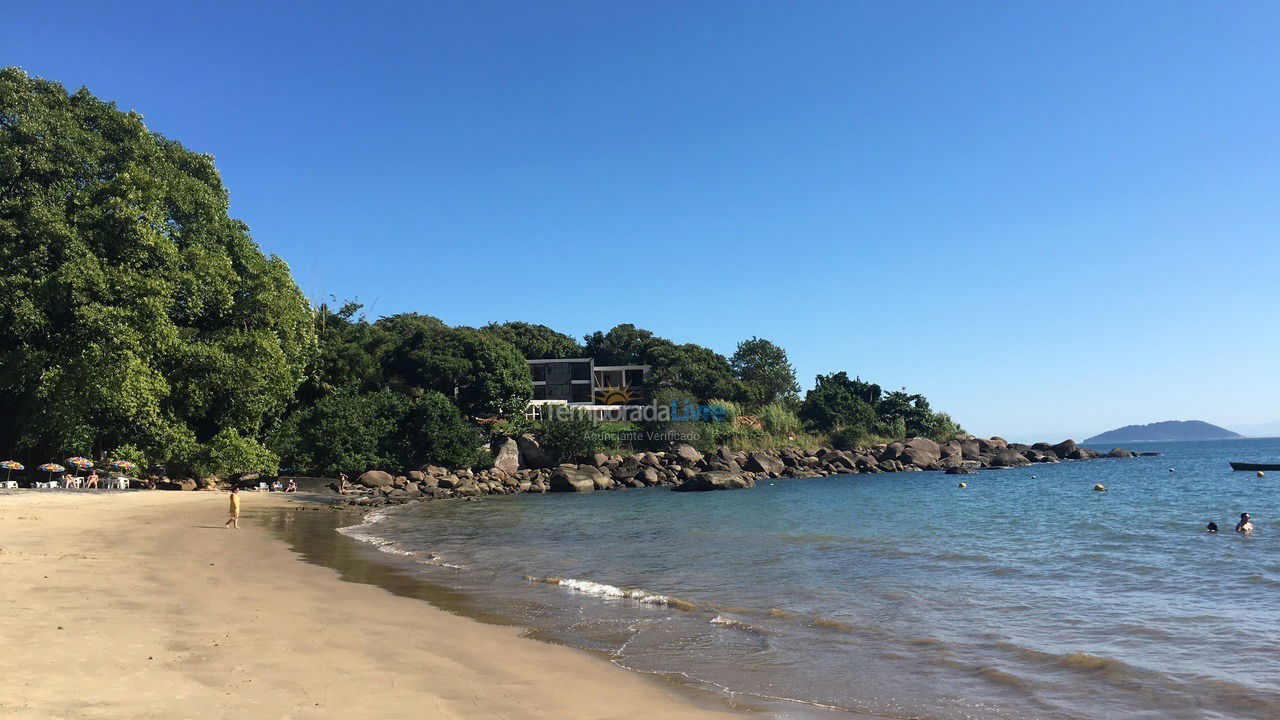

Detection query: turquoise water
(339, 439), (1280, 719)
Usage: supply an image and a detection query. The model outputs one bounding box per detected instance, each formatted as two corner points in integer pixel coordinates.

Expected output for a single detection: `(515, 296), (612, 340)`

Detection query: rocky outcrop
(327, 435), (1142, 508)
(491, 437), (521, 474)
(672, 471), (754, 491)
(356, 470), (395, 488)
(548, 466), (603, 493)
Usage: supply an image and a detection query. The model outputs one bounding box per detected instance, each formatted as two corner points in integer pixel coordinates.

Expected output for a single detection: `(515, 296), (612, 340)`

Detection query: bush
(190, 429), (280, 477)
(759, 402), (801, 436)
(537, 408), (605, 463)
(393, 392), (486, 468)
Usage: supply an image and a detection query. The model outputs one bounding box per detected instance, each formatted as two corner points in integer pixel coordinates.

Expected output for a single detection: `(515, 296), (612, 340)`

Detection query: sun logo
(595, 384), (640, 405)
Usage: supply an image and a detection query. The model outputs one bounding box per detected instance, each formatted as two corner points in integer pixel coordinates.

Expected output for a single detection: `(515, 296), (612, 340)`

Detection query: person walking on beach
(1235, 513), (1253, 535)
(225, 487), (241, 529)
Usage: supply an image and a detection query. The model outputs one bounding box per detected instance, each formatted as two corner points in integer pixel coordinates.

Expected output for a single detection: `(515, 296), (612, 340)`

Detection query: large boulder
(672, 443), (704, 466)
(989, 448), (1031, 467)
(356, 470), (395, 488)
(672, 471), (754, 492)
(1106, 448), (1134, 458)
(901, 437), (942, 467)
(548, 466), (602, 493)
(878, 442), (905, 462)
(1050, 439), (1077, 459)
(743, 451), (785, 474)
(491, 437), (521, 474)
(516, 435), (555, 469)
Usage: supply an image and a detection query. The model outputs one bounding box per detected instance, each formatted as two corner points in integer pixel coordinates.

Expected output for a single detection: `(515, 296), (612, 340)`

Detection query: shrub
(759, 402), (802, 436)
(537, 408), (604, 463)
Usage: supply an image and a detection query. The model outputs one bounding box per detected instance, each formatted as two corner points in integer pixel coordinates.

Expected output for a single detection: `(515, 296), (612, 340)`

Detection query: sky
(4, 1), (1278, 440)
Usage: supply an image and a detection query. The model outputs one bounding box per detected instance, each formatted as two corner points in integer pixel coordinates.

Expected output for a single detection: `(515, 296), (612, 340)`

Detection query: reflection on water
(264, 439), (1280, 720)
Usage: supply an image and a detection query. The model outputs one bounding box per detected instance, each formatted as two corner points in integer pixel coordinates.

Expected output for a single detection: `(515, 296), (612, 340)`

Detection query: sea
(277, 438), (1280, 720)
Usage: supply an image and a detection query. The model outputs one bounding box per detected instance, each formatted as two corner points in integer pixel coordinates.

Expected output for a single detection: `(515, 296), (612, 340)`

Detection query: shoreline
(0, 490), (745, 719)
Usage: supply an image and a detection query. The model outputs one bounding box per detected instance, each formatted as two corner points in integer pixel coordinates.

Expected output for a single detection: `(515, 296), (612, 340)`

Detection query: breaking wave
(525, 576), (699, 611)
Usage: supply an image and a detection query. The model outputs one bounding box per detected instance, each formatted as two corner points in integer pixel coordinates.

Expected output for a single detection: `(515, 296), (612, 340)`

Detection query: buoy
(1093, 484), (1107, 492)
(1257, 471), (1265, 478)
(1169, 468), (1175, 473)
(958, 482), (967, 488)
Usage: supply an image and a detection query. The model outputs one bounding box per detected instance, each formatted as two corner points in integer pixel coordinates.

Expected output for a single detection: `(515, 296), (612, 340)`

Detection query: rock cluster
(331, 435), (1144, 506)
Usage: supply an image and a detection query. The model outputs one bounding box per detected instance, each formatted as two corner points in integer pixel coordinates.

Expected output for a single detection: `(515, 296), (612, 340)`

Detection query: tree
(480, 321), (582, 359)
(391, 391), (485, 468)
(381, 325), (531, 417)
(583, 324), (668, 366)
(799, 372), (878, 434)
(730, 337), (799, 407)
(536, 408), (604, 463)
(646, 342), (741, 401)
(295, 301), (389, 408)
(0, 68), (315, 467)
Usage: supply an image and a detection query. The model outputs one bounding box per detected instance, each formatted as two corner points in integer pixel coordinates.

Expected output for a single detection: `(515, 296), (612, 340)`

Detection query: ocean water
(333, 439), (1280, 719)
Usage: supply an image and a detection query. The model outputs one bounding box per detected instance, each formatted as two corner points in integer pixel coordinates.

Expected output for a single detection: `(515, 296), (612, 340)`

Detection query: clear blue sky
(5, 1), (1278, 440)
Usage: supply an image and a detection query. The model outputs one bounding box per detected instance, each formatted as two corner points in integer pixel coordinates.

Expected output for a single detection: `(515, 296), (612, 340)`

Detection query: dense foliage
(0, 69), (965, 478)
(0, 68), (314, 474)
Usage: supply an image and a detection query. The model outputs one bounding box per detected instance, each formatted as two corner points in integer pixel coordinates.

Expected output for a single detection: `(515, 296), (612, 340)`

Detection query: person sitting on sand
(285, 478), (297, 493)
(1206, 522), (1218, 533)
(85, 471), (99, 489)
(1235, 513), (1253, 535)
(224, 487), (241, 529)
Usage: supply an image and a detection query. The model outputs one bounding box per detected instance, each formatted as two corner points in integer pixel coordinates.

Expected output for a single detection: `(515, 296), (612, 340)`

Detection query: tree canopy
(0, 67), (315, 473)
(731, 336), (799, 406)
(480, 321), (583, 360)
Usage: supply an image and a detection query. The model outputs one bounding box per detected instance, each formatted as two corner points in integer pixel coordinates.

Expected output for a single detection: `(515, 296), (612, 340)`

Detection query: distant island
(1085, 420), (1244, 444)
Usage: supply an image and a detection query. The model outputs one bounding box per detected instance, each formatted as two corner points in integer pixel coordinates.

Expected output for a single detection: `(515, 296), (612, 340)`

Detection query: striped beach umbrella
(1, 460), (23, 483)
(110, 459), (137, 472)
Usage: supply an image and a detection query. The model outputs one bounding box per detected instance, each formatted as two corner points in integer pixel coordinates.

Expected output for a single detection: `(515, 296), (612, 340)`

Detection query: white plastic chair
(113, 477), (129, 490)
(271, 480), (283, 491)
(257, 482), (269, 492)
(1, 480), (17, 489)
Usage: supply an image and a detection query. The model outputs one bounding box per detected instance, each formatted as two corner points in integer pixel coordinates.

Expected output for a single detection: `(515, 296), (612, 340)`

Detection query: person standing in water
(224, 486), (241, 529)
(1235, 513), (1253, 535)
(1206, 522), (1219, 533)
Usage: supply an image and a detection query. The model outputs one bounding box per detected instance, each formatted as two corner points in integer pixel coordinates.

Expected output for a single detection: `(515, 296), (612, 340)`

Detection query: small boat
(1229, 462), (1280, 471)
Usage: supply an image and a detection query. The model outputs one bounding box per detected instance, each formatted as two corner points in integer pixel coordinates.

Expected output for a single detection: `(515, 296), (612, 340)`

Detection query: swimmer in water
(1206, 522), (1218, 533)
(1235, 513), (1253, 535)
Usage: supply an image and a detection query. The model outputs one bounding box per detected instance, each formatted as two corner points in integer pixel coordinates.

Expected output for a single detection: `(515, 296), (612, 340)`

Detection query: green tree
(0, 68), (315, 466)
(480, 321), (583, 359)
(295, 300), (389, 407)
(537, 407), (604, 463)
(391, 391), (486, 468)
(799, 372), (879, 434)
(583, 323), (668, 365)
(381, 325), (531, 417)
(730, 337), (799, 407)
(646, 342), (741, 401)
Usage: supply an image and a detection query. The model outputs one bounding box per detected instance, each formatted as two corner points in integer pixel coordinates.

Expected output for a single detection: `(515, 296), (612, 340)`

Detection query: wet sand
(0, 490), (741, 719)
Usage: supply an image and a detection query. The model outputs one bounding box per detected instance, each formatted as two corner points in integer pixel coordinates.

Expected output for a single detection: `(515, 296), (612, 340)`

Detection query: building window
(530, 364), (546, 382)
(532, 385), (547, 400)
(624, 369), (645, 386)
(571, 361), (591, 381)
(571, 384), (591, 403)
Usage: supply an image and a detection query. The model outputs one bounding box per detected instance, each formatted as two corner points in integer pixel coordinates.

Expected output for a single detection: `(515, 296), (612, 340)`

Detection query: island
(1085, 420), (1243, 444)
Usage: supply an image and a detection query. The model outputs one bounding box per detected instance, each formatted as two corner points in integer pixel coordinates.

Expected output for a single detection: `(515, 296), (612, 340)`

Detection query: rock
(1068, 447), (1096, 460)
(1050, 439), (1077, 459)
(945, 466), (974, 475)
(901, 437), (941, 467)
(960, 440), (982, 461)
(989, 448), (1031, 467)
(548, 466), (602, 493)
(515, 435), (554, 469)
(588, 453), (609, 468)
(878, 442), (905, 462)
(672, 444), (704, 466)
(1106, 448), (1134, 458)
(638, 467), (661, 485)
(356, 470), (395, 488)
(407, 470), (425, 482)
(491, 437), (521, 474)
(672, 471), (755, 492)
(743, 451), (784, 474)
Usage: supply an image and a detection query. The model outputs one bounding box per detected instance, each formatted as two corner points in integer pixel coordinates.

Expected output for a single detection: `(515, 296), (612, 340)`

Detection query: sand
(0, 491), (740, 719)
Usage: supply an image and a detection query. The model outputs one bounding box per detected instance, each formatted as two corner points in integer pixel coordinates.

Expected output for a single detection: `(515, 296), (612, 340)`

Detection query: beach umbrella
(110, 459), (137, 472)
(66, 456), (93, 469)
(39, 463), (65, 482)
(1, 460), (23, 483)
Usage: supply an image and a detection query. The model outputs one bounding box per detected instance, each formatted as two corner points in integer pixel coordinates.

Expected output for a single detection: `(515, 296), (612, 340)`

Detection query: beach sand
(0, 491), (740, 719)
